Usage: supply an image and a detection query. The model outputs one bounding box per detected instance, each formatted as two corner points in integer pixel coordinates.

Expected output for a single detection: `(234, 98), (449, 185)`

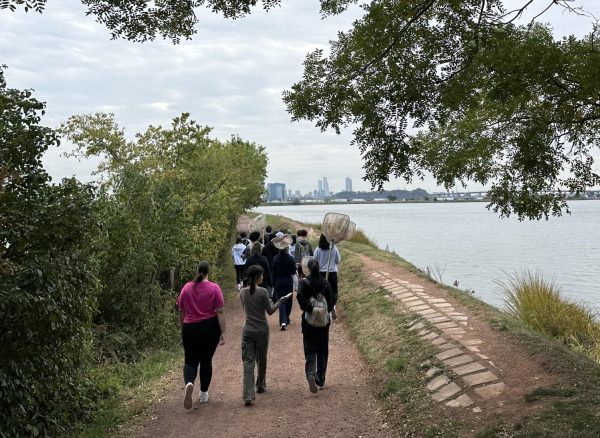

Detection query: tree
(283, 1), (600, 220)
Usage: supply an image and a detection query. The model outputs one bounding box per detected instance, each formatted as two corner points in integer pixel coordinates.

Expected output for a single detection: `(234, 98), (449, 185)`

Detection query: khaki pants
(241, 329), (269, 401)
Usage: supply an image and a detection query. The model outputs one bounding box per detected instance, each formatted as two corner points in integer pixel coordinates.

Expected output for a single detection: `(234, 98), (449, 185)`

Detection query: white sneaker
(184, 382), (194, 410)
(280, 323), (286, 331)
(199, 391), (209, 403)
(237, 283), (241, 291)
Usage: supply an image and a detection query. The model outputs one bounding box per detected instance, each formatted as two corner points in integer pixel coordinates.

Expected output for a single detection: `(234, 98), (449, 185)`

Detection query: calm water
(256, 201), (600, 310)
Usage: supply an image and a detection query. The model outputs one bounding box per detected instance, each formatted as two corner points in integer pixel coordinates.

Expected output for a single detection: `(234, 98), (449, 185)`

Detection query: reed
(499, 270), (600, 359)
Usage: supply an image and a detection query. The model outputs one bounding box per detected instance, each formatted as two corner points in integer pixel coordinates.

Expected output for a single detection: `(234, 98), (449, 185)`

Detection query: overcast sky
(2, 0), (599, 194)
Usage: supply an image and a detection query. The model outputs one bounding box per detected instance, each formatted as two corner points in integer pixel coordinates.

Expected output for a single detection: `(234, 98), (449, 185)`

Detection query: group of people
(176, 225), (342, 409)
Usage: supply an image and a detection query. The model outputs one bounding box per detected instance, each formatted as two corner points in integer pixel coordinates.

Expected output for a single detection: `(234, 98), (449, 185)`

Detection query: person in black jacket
(296, 257), (334, 393)
(243, 242), (273, 292)
(271, 234), (297, 330)
(261, 232), (278, 297)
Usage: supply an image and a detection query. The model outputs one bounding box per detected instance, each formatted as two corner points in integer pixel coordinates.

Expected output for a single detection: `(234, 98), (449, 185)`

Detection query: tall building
(345, 177), (353, 192)
(322, 177), (329, 197)
(267, 183), (286, 202)
(318, 179), (323, 195)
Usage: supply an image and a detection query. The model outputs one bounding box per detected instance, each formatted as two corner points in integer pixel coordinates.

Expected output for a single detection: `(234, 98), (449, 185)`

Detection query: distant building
(322, 177), (329, 197)
(345, 177), (353, 192)
(317, 179), (323, 197)
(267, 183), (286, 202)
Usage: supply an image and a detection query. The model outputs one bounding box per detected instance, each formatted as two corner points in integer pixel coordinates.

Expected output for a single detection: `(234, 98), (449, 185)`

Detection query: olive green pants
(241, 329), (269, 401)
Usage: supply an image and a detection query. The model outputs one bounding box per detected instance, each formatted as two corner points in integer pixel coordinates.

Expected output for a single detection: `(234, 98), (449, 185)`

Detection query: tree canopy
(283, 1), (600, 219)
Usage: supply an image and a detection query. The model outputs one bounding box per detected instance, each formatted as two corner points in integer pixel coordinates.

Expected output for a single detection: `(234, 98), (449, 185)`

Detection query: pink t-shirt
(176, 280), (224, 324)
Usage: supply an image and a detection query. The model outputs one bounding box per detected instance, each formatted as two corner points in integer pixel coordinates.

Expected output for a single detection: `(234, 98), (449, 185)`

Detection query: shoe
(244, 399), (254, 406)
(184, 382), (194, 410)
(280, 323), (286, 331)
(307, 375), (318, 393)
(199, 391), (209, 403)
(315, 378), (325, 390)
(256, 386), (266, 394)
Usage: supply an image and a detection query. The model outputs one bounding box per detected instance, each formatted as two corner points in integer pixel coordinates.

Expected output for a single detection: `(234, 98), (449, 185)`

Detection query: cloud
(2, 0), (598, 194)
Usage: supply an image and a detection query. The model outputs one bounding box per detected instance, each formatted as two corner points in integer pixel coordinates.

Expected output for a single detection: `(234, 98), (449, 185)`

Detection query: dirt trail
(136, 287), (388, 438)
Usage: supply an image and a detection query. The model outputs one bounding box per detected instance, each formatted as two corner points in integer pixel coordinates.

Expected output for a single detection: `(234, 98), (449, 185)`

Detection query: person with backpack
(296, 257), (334, 393)
(294, 229), (314, 278)
(240, 265), (292, 406)
(177, 261), (226, 409)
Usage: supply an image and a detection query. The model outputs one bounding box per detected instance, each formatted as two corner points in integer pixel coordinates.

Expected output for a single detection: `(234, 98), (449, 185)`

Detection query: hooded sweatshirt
(232, 243), (247, 266)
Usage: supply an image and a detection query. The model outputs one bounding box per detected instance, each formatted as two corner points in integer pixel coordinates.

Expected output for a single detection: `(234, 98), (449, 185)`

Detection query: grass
(74, 237), (241, 437)
(499, 270), (600, 362)
(330, 222), (600, 437)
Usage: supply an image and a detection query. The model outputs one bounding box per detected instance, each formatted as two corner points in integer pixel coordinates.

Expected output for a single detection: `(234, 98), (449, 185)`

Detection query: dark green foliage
(283, 1), (600, 220)
(0, 67), (100, 437)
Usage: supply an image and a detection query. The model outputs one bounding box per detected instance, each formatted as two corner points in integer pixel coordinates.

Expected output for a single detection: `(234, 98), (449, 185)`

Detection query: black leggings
(182, 316), (221, 391)
(234, 264), (245, 284)
(320, 271), (338, 305)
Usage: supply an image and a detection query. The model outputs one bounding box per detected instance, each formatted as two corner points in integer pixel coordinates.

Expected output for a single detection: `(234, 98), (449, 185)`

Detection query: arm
(296, 280), (313, 312)
(263, 290), (285, 315)
(179, 307), (185, 326)
(216, 307), (226, 344)
(335, 246), (341, 264)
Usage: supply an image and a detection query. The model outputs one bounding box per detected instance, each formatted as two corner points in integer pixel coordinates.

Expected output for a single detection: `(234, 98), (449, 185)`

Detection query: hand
(219, 334), (225, 345)
(284, 293), (293, 300)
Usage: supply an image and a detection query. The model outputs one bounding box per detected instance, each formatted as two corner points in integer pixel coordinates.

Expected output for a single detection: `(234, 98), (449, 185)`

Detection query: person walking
(243, 241), (273, 292)
(314, 234), (341, 305)
(297, 258), (334, 393)
(232, 236), (247, 291)
(261, 232), (278, 297)
(294, 229), (314, 278)
(240, 265), (292, 406)
(271, 234), (297, 330)
(176, 261), (226, 410)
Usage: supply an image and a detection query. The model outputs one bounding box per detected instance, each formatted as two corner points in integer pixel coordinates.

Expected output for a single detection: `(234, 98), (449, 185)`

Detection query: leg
(315, 328), (330, 387)
(241, 333), (258, 402)
(329, 272), (338, 305)
(198, 317), (222, 392)
(181, 324), (200, 384)
(255, 330), (269, 392)
(285, 293), (293, 325)
(303, 331), (319, 393)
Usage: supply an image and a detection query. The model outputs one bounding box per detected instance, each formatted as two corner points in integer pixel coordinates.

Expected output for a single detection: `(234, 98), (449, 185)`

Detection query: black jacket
(243, 254), (273, 288)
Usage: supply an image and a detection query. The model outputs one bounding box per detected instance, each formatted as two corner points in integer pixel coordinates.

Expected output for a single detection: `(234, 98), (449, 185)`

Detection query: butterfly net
(322, 212), (351, 243)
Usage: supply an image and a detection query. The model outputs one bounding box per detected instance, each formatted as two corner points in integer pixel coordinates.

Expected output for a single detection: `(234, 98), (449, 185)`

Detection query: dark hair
(246, 264), (264, 295)
(249, 231), (260, 242)
(193, 261), (210, 283)
(251, 241), (262, 256)
(265, 225), (272, 233)
(291, 235), (297, 245)
(318, 234), (330, 250)
(235, 236), (242, 244)
(240, 232), (247, 238)
(307, 258), (324, 294)
(298, 229), (308, 237)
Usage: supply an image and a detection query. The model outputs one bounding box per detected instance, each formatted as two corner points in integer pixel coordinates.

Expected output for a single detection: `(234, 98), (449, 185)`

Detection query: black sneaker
(244, 399), (254, 406)
(256, 387), (266, 394)
(307, 375), (318, 393)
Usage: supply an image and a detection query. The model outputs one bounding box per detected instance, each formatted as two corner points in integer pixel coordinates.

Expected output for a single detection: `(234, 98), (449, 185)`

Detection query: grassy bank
(337, 240), (600, 437)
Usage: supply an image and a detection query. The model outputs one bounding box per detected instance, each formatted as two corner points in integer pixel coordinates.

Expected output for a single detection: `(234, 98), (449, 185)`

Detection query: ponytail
(193, 261), (210, 283)
(307, 258), (323, 292)
(246, 265), (264, 296)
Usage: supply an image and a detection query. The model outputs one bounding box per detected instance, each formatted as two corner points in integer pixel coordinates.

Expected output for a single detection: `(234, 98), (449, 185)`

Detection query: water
(256, 201), (600, 310)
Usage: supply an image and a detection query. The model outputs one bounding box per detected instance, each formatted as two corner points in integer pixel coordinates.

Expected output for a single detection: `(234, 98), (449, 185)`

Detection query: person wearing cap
(271, 234), (297, 330)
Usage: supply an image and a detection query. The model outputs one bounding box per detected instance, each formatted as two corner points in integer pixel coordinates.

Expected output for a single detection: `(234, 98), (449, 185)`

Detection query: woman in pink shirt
(176, 261), (226, 409)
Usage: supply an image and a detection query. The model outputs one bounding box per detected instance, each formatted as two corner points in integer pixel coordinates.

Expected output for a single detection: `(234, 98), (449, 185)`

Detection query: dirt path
(136, 287), (388, 438)
(355, 252), (558, 422)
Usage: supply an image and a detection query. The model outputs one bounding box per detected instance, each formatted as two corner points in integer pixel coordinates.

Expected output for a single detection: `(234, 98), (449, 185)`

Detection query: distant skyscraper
(322, 177), (329, 197)
(267, 183), (286, 202)
(345, 177), (352, 192)
(318, 179), (323, 194)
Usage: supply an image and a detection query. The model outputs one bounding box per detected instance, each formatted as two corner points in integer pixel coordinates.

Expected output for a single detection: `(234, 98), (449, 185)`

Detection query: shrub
(500, 270), (600, 353)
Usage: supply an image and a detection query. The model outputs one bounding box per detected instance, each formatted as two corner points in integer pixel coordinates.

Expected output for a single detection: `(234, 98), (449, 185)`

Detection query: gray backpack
(303, 279), (329, 327)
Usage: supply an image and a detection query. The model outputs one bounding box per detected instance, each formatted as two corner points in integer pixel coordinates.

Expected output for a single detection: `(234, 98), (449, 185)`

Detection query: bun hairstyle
(193, 261), (210, 283)
(246, 264), (264, 295)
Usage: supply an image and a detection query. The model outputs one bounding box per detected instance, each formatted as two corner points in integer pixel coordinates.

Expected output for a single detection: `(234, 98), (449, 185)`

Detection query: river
(256, 201), (600, 310)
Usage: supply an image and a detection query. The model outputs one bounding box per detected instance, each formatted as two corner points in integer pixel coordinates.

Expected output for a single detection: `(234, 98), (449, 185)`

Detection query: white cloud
(2, 0), (599, 193)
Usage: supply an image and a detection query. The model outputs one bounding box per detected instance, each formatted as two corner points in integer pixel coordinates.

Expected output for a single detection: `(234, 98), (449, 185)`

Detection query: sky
(1, 0), (599, 195)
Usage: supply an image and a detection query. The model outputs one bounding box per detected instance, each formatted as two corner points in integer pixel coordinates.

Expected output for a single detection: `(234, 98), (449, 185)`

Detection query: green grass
(499, 270), (600, 362)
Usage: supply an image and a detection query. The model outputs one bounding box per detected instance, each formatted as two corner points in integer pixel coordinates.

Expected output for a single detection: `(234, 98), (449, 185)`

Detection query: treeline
(0, 68), (267, 437)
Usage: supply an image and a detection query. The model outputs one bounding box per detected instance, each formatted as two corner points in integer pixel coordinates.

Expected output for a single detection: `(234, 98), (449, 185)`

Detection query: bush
(500, 270), (600, 356)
